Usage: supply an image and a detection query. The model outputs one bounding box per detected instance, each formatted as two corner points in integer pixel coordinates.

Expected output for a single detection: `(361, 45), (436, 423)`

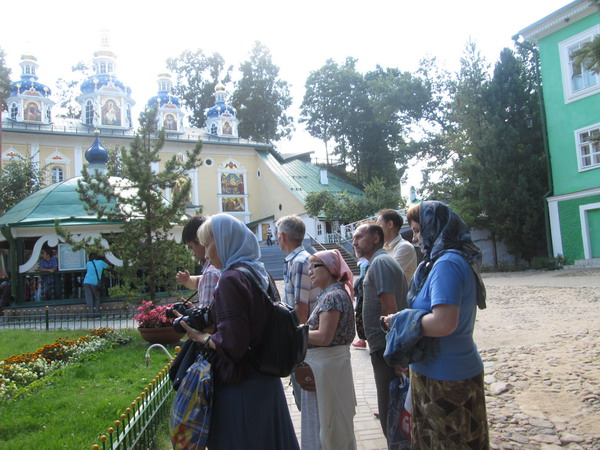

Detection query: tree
(0, 154), (47, 213)
(231, 41), (294, 143)
(469, 48), (548, 261)
(304, 178), (402, 224)
(0, 47), (11, 111)
(54, 62), (92, 119)
(301, 58), (367, 166)
(301, 58), (428, 188)
(73, 107), (202, 299)
(166, 49), (232, 128)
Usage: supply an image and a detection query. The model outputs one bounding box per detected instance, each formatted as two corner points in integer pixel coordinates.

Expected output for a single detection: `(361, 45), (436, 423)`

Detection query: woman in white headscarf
(300, 249), (357, 450)
(180, 213), (299, 450)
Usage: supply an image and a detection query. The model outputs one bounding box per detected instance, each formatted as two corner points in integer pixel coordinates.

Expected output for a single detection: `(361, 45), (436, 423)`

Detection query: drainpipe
(513, 34), (555, 258)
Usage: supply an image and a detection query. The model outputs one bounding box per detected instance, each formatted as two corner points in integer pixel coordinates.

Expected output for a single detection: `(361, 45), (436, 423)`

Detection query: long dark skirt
(207, 373), (299, 450)
(410, 370), (489, 450)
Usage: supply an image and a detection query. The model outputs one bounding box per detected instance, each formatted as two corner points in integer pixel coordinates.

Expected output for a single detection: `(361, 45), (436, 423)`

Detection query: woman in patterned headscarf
(386, 201), (489, 449)
(180, 213), (299, 450)
(299, 249), (357, 450)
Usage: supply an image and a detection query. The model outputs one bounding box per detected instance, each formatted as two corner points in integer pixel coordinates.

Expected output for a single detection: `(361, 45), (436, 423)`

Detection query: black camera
(167, 302), (212, 334)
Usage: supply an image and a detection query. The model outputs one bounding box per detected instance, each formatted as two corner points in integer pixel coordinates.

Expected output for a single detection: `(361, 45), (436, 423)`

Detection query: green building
(517, 1), (600, 266)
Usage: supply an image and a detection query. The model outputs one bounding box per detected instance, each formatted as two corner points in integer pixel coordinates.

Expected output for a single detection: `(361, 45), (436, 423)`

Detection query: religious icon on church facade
(220, 173), (245, 195)
(222, 121), (232, 135)
(163, 113), (177, 130)
(173, 175), (191, 203)
(222, 197), (245, 212)
(24, 102), (42, 121)
(101, 99), (121, 126)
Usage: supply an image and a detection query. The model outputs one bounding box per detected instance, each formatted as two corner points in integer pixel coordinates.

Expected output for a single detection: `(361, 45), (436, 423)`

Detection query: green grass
(0, 329), (179, 449)
(0, 329), (90, 360)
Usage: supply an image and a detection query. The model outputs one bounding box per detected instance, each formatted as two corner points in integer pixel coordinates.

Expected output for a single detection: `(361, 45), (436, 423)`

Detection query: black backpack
(235, 266), (308, 378)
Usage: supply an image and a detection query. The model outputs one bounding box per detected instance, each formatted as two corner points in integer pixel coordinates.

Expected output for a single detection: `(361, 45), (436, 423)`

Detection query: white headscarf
(211, 213), (270, 289)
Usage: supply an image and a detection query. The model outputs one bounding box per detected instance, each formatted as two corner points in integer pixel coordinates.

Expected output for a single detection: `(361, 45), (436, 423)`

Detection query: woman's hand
(173, 309), (215, 349)
(382, 314), (394, 333)
(178, 319), (210, 343)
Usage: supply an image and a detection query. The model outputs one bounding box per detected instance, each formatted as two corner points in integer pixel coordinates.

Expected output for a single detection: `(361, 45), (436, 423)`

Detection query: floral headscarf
(312, 249), (354, 298)
(408, 201), (487, 310)
(211, 213), (269, 289)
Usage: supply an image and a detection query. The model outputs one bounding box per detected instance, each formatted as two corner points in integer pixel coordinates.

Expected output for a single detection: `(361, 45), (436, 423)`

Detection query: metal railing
(92, 358), (175, 450)
(0, 305), (136, 330)
(305, 232), (327, 252)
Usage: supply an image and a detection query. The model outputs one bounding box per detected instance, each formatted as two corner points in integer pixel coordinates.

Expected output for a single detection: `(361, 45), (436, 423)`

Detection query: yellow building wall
(3, 130), (306, 224)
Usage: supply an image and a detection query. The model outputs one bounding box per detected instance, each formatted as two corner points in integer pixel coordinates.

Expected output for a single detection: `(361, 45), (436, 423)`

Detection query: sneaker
(352, 339), (367, 349)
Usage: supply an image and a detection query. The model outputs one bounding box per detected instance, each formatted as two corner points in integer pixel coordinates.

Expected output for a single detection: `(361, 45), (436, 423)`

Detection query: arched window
(107, 63), (113, 73)
(85, 101), (94, 125)
(210, 123), (218, 135)
(100, 62), (107, 74)
(46, 106), (52, 123)
(51, 167), (64, 184)
(10, 103), (18, 120)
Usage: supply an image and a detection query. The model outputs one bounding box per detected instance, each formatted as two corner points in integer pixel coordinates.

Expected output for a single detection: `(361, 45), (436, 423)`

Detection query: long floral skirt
(410, 369), (489, 450)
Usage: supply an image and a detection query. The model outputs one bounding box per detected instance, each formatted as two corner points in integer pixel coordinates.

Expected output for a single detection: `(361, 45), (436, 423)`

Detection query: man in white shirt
(376, 209), (417, 284)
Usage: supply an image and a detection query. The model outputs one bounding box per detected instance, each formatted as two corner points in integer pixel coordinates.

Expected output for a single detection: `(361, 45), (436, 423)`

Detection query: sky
(1, 0), (571, 195)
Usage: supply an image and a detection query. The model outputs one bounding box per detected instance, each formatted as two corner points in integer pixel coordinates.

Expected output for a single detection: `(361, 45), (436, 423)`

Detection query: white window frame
(559, 25), (600, 104)
(85, 100), (94, 125)
(10, 102), (18, 120)
(575, 122), (600, 171)
(51, 166), (64, 184)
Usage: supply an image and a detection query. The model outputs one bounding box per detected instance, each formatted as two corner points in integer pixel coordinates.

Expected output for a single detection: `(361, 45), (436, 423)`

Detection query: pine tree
(76, 107), (202, 299)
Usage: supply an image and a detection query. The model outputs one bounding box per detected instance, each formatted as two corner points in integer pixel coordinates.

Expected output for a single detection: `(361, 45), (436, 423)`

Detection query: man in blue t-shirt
(83, 254), (112, 315)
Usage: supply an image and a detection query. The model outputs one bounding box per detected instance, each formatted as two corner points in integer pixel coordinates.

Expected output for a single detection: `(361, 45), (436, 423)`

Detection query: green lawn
(0, 329), (90, 360)
(0, 329), (179, 449)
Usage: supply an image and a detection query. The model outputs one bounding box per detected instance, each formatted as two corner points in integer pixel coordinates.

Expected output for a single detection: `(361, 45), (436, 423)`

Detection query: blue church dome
(80, 74), (132, 96)
(147, 92), (181, 109)
(10, 77), (51, 97)
(85, 133), (109, 165)
(206, 102), (236, 118)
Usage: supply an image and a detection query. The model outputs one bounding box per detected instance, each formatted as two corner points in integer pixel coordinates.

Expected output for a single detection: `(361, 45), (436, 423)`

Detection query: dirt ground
(476, 268), (600, 448)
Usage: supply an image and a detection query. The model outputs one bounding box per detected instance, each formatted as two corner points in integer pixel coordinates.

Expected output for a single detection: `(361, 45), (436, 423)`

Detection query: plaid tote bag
(170, 354), (213, 449)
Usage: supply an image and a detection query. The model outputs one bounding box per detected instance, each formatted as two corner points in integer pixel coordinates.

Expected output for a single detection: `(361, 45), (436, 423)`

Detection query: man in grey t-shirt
(353, 223), (407, 439)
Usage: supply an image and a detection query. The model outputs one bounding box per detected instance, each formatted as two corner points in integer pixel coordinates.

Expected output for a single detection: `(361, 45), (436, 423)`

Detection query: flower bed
(0, 328), (120, 400)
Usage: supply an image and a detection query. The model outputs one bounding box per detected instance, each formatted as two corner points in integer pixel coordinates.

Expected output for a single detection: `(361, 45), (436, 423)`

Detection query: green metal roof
(0, 177), (115, 228)
(258, 151), (364, 203)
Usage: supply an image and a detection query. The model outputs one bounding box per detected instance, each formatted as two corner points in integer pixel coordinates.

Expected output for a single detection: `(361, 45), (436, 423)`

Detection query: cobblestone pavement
(278, 268), (600, 449)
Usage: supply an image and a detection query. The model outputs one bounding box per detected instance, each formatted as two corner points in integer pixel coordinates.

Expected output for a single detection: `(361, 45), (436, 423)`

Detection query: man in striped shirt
(276, 214), (321, 410)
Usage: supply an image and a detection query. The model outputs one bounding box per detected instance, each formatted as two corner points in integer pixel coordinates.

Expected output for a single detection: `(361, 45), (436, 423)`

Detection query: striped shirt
(197, 261), (220, 308)
(283, 246), (320, 316)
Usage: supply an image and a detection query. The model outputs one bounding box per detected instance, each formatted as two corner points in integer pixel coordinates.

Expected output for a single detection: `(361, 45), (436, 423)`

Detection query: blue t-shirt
(83, 260), (110, 286)
(410, 252), (483, 381)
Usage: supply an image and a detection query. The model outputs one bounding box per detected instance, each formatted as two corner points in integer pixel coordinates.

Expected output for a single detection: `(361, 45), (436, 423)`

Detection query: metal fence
(92, 359), (175, 450)
(0, 305), (136, 330)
